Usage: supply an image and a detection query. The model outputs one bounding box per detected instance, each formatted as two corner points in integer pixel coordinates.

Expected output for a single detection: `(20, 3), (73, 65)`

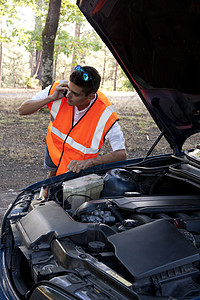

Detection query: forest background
(0, 0), (133, 91)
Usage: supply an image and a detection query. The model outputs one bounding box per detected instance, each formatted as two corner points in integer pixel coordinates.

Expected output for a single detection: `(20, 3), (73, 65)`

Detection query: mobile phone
(63, 89), (68, 97)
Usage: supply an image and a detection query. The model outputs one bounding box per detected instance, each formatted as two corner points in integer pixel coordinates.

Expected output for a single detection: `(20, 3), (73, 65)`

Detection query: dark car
(1, 0), (200, 299)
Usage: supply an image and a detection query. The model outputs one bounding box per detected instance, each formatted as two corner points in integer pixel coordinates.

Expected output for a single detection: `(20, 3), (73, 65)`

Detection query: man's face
(66, 81), (93, 111)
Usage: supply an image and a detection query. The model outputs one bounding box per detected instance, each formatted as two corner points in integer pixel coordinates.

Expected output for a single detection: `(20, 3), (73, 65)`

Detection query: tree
(42, 0), (61, 88)
(113, 60), (118, 91)
(0, 0), (36, 87)
(0, 0), (105, 88)
(0, 17), (2, 87)
(2, 39), (30, 87)
(0, 0), (11, 87)
(71, 21), (80, 72)
(101, 45), (107, 86)
(31, 0), (43, 82)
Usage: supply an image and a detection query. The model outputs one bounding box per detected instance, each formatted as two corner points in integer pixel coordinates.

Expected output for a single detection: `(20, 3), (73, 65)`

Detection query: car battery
(62, 174), (104, 212)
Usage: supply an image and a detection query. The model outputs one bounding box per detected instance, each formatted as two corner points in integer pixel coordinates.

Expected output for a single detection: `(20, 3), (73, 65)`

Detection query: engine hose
(106, 201), (123, 222)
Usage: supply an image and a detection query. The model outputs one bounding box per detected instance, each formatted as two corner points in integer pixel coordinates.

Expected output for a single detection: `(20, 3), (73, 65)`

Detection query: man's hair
(70, 66), (101, 95)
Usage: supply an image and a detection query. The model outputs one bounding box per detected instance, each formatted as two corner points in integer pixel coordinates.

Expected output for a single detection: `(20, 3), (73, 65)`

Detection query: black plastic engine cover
(112, 195), (200, 213)
(108, 219), (200, 279)
(15, 201), (89, 248)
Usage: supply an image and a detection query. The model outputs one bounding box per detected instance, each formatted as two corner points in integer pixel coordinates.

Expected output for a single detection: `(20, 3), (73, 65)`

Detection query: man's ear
(88, 93), (95, 100)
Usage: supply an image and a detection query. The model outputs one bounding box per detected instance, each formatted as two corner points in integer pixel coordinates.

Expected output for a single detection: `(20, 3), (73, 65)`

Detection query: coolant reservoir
(62, 174), (104, 212)
(101, 168), (139, 197)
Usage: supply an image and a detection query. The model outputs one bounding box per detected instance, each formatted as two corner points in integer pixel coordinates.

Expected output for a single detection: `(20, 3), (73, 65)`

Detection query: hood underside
(77, 0), (200, 153)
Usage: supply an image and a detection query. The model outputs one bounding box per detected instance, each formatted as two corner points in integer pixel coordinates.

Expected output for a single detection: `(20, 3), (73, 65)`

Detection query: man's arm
(18, 80), (68, 115)
(67, 149), (126, 173)
(19, 96), (53, 115)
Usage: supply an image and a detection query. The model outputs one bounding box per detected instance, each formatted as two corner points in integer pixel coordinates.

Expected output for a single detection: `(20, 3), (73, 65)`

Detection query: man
(19, 65), (126, 177)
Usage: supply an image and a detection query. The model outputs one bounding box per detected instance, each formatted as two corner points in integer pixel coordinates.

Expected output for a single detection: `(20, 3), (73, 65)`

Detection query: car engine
(2, 153), (200, 299)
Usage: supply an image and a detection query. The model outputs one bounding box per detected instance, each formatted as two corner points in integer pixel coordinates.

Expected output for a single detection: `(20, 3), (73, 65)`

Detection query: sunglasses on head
(74, 65), (92, 82)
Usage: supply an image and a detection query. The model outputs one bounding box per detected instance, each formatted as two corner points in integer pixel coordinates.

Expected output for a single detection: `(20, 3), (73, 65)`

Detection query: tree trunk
(71, 22), (81, 73)
(101, 46), (107, 86)
(30, 0), (42, 80)
(0, 17), (2, 87)
(35, 50), (42, 80)
(35, 0), (42, 83)
(36, 56), (42, 84)
(42, 0), (61, 88)
(30, 51), (35, 77)
(114, 60), (118, 91)
(53, 56), (57, 80)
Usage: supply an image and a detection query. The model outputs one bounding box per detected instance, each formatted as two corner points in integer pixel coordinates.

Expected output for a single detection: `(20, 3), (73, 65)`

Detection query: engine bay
(3, 152), (200, 299)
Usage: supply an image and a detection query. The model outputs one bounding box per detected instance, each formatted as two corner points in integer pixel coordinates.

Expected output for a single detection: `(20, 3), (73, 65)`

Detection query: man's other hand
(67, 159), (93, 173)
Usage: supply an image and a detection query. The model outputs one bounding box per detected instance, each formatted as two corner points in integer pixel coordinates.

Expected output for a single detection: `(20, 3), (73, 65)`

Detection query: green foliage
(55, 31), (102, 63)
(17, 27), (43, 51)
(24, 75), (39, 88)
(0, 0), (130, 90)
(60, 0), (84, 23)
(53, 0), (102, 66)
(54, 30), (72, 57)
(0, 0), (16, 17)
(0, 0), (8, 16)
(0, 0), (35, 17)
(2, 0), (101, 61)
(119, 78), (135, 91)
(2, 39), (30, 87)
(118, 69), (135, 91)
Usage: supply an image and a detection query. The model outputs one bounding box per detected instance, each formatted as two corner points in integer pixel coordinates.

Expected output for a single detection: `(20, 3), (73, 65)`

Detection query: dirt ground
(0, 88), (199, 202)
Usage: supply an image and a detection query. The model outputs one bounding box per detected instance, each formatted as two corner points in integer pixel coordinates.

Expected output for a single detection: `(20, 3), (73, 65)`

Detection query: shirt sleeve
(31, 85), (51, 101)
(105, 121), (126, 151)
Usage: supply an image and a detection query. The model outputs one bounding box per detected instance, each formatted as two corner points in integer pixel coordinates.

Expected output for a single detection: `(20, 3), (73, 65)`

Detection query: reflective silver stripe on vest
(50, 99), (62, 119)
(51, 105), (115, 154)
(91, 105), (115, 149)
(51, 127), (99, 154)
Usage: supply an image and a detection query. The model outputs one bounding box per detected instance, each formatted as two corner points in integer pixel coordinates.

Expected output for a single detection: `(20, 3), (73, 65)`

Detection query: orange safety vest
(46, 80), (118, 175)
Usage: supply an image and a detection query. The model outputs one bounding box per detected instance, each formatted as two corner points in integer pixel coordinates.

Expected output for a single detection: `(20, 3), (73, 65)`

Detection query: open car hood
(77, 0), (200, 154)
